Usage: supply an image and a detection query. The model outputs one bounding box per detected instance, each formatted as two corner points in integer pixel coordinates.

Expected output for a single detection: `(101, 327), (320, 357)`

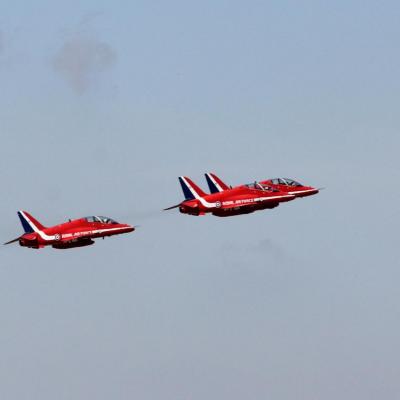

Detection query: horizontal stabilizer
(4, 236), (21, 245)
(164, 203), (181, 211)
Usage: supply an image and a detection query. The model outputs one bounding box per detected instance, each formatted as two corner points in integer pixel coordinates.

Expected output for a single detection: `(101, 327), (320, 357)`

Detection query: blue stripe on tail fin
(204, 173), (230, 193)
(179, 177), (196, 200)
(18, 211), (34, 233)
(17, 211), (46, 233)
(205, 173), (220, 193)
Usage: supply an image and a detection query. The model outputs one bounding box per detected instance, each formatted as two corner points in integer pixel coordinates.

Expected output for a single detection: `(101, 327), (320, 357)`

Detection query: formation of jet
(4, 173), (320, 249)
(165, 173), (319, 217)
(4, 211), (134, 249)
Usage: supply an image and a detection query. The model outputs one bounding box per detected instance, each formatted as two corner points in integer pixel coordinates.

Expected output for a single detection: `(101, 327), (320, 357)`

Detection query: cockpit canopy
(85, 216), (119, 224)
(270, 178), (303, 187)
(245, 182), (279, 192)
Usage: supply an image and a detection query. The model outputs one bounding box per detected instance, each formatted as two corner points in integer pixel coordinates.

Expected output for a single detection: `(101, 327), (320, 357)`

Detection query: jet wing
(219, 195), (283, 209)
(58, 230), (95, 242)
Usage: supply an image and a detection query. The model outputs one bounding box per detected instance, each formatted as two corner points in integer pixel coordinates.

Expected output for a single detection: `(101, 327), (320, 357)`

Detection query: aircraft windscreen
(271, 178), (303, 186)
(283, 178), (303, 186)
(85, 216), (119, 224)
(245, 182), (276, 191)
(97, 216), (119, 224)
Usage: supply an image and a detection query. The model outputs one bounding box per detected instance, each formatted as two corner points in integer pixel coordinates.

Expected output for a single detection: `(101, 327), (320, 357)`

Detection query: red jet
(165, 176), (295, 217)
(205, 173), (320, 198)
(4, 211), (134, 249)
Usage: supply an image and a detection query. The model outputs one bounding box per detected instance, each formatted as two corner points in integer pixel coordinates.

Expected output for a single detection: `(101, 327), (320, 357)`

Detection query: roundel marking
(215, 201), (222, 208)
(54, 234), (61, 241)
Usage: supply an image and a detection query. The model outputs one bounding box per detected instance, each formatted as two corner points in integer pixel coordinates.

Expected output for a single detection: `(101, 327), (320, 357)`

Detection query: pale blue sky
(0, 1), (399, 399)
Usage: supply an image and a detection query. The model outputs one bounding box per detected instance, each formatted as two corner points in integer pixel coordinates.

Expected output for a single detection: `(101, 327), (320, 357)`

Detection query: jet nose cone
(303, 187), (320, 197)
(125, 224), (135, 233)
(118, 224), (135, 233)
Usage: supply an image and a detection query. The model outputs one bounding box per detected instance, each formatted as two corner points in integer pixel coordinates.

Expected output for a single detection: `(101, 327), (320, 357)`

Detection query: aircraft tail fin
(205, 172), (230, 193)
(179, 176), (207, 200)
(17, 211), (46, 233)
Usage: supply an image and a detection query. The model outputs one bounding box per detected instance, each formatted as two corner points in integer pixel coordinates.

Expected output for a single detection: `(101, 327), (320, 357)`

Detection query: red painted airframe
(4, 211), (134, 249)
(205, 173), (320, 198)
(165, 176), (295, 217)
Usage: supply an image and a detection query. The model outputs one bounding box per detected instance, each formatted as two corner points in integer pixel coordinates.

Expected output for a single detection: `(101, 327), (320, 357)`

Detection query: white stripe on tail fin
(205, 173), (230, 193)
(179, 176), (207, 200)
(17, 211), (46, 233)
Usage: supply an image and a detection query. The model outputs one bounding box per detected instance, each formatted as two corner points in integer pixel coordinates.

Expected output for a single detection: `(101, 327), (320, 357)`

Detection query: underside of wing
(213, 199), (280, 216)
(52, 237), (95, 249)
(219, 199), (278, 210)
